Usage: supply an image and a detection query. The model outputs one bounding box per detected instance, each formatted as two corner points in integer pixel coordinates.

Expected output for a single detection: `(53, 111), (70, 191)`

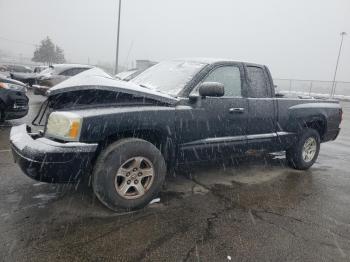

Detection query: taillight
(0, 82), (7, 89)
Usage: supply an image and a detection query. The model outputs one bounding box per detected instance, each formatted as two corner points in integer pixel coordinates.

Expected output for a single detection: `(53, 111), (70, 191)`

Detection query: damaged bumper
(10, 124), (98, 183)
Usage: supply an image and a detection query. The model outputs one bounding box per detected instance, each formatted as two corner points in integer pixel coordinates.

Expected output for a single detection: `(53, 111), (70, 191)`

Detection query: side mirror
(198, 82), (224, 97)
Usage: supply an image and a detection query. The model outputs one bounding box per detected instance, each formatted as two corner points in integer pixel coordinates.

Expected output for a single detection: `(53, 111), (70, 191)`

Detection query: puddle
(33, 193), (58, 202)
(33, 182), (46, 187)
(232, 169), (289, 185)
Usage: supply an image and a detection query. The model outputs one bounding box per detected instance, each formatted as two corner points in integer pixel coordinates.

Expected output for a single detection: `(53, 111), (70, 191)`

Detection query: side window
(60, 68), (87, 76)
(60, 69), (74, 76)
(74, 68), (88, 75)
(193, 66), (242, 96)
(247, 66), (269, 98)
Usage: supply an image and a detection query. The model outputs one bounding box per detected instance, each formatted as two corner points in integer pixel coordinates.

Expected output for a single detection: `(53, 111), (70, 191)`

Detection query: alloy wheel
(115, 157), (155, 199)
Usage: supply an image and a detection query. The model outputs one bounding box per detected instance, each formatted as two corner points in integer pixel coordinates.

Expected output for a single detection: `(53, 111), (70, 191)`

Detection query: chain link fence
(274, 79), (350, 101)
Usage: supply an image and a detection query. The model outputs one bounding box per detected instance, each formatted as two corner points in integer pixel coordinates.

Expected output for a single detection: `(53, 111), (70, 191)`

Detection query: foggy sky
(0, 0), (349, 81)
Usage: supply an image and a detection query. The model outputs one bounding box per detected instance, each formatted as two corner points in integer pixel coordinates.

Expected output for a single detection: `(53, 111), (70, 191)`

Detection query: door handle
(229, 107), (245, 113)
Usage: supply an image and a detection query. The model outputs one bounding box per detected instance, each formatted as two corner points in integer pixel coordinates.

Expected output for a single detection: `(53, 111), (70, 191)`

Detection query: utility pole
(331, 32), (347, 97)
(114, 0), (122, 75)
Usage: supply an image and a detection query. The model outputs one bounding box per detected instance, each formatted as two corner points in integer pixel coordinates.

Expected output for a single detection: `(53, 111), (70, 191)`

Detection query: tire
(92, 138), (166, 211)
(286, 128), (320, 170)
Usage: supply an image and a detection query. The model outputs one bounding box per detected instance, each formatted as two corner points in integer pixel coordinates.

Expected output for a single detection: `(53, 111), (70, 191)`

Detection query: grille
(15, 99), (27, 107)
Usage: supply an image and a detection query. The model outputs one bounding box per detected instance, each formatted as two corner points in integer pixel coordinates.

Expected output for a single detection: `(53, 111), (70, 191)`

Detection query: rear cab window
(246, 66), (271, 98)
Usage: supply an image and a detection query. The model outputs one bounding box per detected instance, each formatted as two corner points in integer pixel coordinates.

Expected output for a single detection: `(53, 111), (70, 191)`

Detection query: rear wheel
(92, 138), (166, 211)
(286, 129), (320, 170)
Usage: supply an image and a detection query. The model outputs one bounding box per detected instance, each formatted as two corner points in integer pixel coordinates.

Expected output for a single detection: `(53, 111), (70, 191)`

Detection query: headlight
(46, 112), (83, 141)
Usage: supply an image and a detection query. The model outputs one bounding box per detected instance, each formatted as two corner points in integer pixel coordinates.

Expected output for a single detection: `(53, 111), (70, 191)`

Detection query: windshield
(131, 60), (207, 96)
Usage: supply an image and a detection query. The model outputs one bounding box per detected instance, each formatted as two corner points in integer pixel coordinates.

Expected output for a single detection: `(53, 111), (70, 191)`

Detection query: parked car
(4, 64), (32, 73)
(115, 69), (144, 81)
(10, 66), (49, 86)
(0, 65), (7, 72)
(37, 64), (93, 87)
(10, 59), (342, 211)
(33, 66), (48, 73)
(32, 64), (93, 95)
(11, 71), (39, 87)
(0, 74), (28, 122)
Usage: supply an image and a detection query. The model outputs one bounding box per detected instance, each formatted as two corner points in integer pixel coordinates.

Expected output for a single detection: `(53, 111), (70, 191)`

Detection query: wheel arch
(97, 128), (174, 163)
(300, 115), (327, 141)
(288, 102), (339, 142)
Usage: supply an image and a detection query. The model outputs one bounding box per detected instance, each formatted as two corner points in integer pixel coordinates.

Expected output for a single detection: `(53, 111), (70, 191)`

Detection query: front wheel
(286, 129), (320, 170)
(92, 138), (166, 211)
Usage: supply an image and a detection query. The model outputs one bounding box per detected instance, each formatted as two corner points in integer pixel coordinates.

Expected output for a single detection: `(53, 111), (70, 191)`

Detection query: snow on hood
(47, 68), (178, 105)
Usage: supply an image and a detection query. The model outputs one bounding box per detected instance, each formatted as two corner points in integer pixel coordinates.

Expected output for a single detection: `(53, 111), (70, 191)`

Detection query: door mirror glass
(198, 82), (225, 97)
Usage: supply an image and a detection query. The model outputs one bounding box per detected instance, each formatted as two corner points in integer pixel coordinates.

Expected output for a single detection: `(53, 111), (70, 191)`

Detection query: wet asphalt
(0, 91), (350, 262)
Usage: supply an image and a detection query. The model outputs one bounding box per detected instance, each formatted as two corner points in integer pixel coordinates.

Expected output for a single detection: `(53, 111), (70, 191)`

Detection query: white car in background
(33, 64), (93, 95)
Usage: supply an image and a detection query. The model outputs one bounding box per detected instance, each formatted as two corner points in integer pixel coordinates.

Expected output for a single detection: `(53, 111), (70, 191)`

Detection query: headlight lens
(46, 112), (83, 141)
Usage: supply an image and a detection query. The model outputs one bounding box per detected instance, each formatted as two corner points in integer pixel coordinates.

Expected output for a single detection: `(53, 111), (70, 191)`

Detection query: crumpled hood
(47, 68), (178, 105)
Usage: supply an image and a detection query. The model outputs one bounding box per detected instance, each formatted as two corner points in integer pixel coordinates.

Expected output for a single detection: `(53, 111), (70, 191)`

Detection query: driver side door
(176, 64), (248, 163)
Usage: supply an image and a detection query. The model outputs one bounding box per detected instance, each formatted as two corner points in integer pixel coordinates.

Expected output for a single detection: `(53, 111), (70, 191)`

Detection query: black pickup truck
(10, 59), (342, 211)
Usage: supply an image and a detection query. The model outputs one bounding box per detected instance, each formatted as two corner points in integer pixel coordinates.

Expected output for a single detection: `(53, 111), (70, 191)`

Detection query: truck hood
(47, 68), (178, 105)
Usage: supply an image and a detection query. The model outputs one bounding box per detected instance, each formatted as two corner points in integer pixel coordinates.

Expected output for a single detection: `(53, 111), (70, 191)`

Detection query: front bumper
(10, 124), (98, 183)
(3, 91), (29, 120)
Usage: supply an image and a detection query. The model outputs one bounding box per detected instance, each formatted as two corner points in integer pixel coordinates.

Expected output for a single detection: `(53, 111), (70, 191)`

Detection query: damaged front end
(33, 67), (178, 127)
(10, 124), (98, 183)
(11, 67), (177, 183)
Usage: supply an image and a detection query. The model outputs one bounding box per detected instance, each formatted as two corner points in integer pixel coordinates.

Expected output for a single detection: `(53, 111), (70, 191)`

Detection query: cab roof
(175, 57), (265, 67)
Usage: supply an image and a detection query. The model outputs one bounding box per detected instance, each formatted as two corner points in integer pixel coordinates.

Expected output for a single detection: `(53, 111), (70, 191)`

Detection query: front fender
(78, 106), (176, 143)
